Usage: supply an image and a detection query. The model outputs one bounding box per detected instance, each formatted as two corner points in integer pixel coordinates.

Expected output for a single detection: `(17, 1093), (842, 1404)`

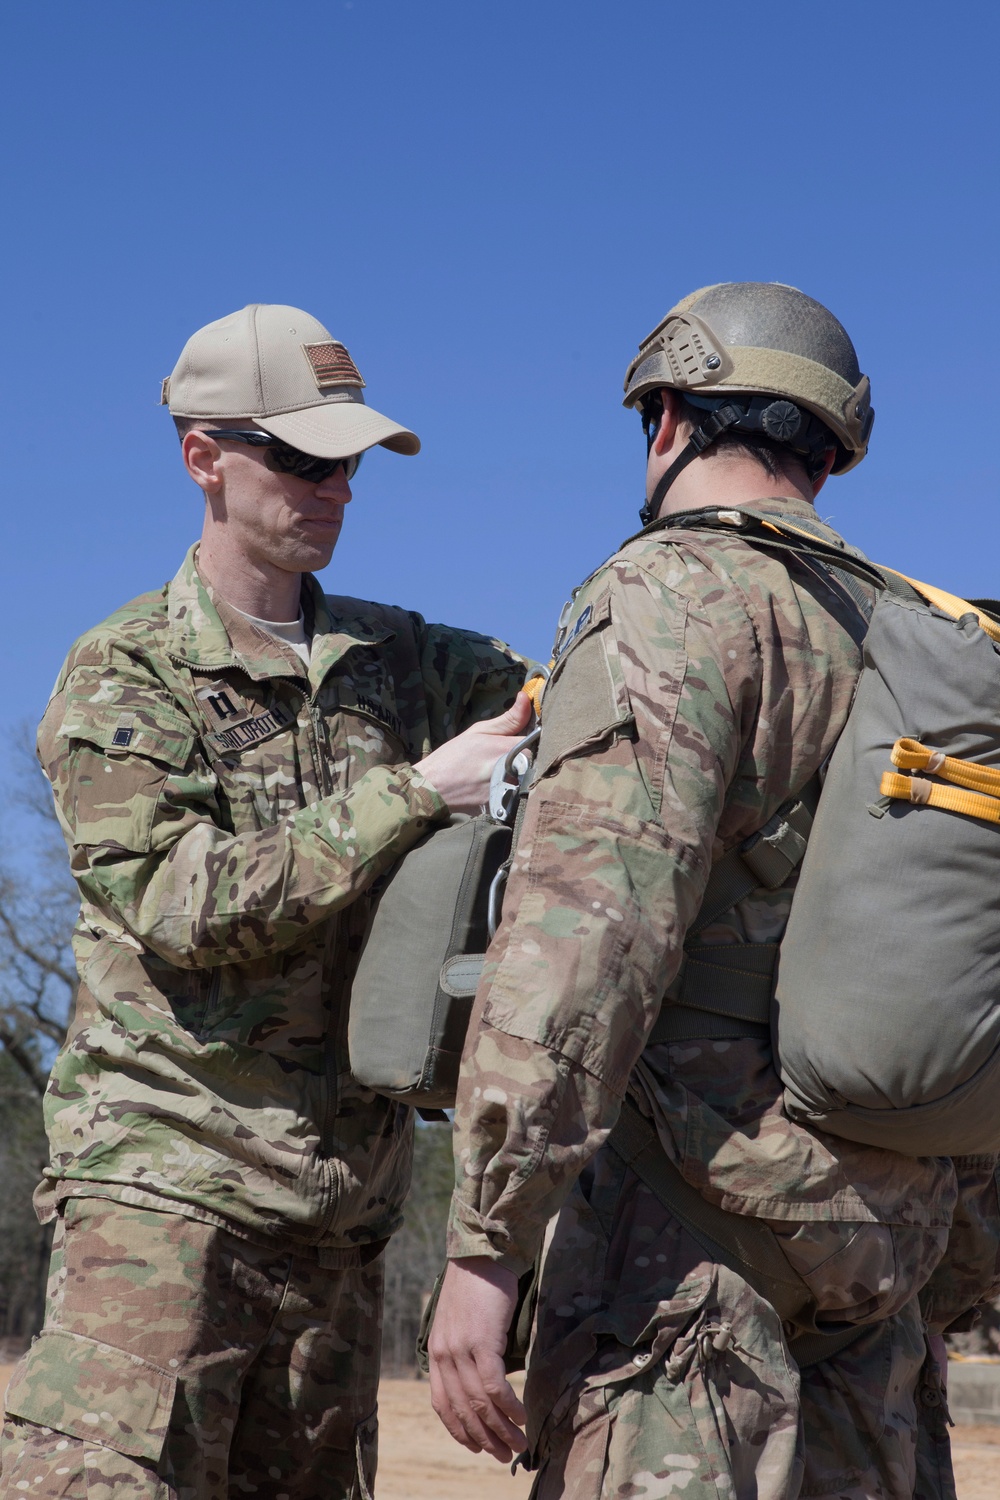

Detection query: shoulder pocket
(5, 1328), (176, 1463)
(55, 700), (195, 769)
(536, 590), (631, 779)
(41, 697), (197, 855)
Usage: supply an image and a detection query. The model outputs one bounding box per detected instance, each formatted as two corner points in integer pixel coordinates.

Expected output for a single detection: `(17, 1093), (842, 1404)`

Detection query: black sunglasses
(204, 430), (363, 484)
(639, 393), (664, 454)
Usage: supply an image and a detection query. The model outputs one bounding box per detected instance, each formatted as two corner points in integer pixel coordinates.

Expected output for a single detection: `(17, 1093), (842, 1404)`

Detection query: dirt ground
(377, 1376), (533, 1499)
(0, 1364), (995, 1496)
(375, 1379), (1000, 1500)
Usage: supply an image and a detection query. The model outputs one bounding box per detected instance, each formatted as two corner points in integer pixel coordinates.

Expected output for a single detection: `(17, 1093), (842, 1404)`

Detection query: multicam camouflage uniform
(448, 494), (1000, 1499)
(1, 545), (529, 1500)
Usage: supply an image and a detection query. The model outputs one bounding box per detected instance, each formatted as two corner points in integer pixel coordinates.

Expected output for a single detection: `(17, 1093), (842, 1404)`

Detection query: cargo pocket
(527, 1284), (717, 1499)
(768, 1219), (949, 1324)
(352, 1408), (378, 1500)
(5, 1328), (176, 1466)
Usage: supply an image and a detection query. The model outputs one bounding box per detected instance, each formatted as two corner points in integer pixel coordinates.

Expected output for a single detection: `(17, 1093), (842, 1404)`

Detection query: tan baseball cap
(160, 304), (420, 458)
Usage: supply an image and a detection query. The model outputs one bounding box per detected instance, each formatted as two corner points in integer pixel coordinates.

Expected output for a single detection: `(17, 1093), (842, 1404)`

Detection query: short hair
(172, 415), (252, 443)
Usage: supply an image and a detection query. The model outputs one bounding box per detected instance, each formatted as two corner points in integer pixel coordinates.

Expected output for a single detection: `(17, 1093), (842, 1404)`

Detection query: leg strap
(608, 1100), (870, 1368)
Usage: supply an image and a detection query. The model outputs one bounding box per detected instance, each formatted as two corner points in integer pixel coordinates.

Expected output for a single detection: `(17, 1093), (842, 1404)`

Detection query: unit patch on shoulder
(553, 603), (592, 661)
(303, 341), (366, 393)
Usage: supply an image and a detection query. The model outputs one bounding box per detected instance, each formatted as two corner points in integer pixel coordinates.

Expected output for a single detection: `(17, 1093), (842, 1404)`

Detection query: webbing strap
(881, 736), (1000, 826)
(608, 1100), (870, 1368)
(755, 510), (876, 624)
(650, 1008), (770, 1043)
(689, 791), (816, 938)
(660, 944), (777, 1026)
(620, 506), (903, 598)
(892, 736), (1000, 794)
(609, 1100), (811, 1324)
(652, 789), (813, 1044)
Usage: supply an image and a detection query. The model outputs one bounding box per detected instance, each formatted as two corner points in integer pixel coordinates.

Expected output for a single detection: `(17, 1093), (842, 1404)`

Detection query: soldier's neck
(656, 452), (816, 520)
(197, 536), (303, 624)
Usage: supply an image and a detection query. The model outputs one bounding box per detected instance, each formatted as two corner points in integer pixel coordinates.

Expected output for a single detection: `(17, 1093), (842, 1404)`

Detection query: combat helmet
(623, 282), (874, 524)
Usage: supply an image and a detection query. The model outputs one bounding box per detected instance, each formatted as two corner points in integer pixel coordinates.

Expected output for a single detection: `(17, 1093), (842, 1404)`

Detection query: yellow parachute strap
(880, 770), (1000, 826)
(890, 737), (1000, 798)
(886, 573), (1000, 645)
(757, 517), (1000, 645)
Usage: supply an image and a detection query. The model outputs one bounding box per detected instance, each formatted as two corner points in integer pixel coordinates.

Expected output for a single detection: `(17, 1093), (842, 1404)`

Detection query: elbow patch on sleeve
(535, 591), (632, 779)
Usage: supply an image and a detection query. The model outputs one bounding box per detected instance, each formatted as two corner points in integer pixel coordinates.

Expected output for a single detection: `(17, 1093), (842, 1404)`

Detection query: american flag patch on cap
(302, 341), (366, 392)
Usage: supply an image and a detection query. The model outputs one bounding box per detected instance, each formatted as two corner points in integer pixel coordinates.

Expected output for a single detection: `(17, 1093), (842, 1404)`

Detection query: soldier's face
(212, 442), (353, 575)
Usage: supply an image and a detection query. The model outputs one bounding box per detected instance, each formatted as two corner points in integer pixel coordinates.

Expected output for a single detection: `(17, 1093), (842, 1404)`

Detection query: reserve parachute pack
(649, 507), (1000, 1157)
(348, 713), (540, 1114)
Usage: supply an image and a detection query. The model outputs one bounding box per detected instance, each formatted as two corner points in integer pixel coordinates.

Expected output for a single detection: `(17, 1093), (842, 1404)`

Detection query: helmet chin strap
(639, 403), (744, 527)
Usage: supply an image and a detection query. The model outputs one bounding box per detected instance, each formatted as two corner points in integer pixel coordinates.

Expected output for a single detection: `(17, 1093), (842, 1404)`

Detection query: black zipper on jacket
(306, 689), (341, 1180)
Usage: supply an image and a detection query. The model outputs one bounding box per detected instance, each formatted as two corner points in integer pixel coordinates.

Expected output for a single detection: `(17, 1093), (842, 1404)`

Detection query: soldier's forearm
(446, 1020), (625, 1275)
(81, 762), (446, 968)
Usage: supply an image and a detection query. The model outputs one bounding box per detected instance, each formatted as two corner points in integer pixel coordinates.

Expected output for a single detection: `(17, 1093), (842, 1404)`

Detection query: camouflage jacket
(37, 545), (529, 1257)
(448, 495), (957, 1276)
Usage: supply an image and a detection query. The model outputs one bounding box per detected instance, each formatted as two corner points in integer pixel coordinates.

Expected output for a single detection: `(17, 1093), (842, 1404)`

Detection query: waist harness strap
(607, 1100), (869, 1368)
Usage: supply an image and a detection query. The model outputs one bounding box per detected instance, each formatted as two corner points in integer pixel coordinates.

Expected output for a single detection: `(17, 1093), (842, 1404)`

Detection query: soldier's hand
(427, 1256), (527, 1463)
(414, 692), (533, 815)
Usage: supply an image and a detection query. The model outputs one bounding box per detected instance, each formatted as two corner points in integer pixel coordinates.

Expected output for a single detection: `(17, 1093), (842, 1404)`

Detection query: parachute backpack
(627, 504), (1000, 1158)
(765, 523), (1000, 1155)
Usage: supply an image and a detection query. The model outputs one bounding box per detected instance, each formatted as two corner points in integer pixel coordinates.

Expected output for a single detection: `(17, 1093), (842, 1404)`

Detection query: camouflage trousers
(520, 1144), (970, 1500)
(0, 1198), (383, 1500)
(919, 1154), (1000, 1336)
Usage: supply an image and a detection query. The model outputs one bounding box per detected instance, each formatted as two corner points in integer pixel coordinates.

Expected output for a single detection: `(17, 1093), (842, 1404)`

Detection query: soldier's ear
(652, 389), (682, 456)
(810, 449), (837, 499)
(182, 430), (225, 498)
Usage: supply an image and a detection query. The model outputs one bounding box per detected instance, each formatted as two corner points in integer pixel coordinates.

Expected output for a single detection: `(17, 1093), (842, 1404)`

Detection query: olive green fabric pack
(776, 583), (1000, 1154)
(348, 815), (511, 1109)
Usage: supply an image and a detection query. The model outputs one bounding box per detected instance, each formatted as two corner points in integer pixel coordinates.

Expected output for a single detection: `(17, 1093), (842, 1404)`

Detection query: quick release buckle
(488, 727), (541, 824)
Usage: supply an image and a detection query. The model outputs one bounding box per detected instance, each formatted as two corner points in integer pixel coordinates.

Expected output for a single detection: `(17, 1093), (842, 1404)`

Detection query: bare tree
(0, 738), (75, 1340)
(382, 1121), (455, 1375)
(0, 753), (77, 1095)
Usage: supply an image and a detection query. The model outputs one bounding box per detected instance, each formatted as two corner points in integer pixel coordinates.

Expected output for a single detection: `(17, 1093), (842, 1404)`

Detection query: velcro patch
(196, 684), (246, 723)
(553, 602), (592, 660)
(303, 341), (366, 392)
(208, 703), (292, 754)
(350, 691), (406, 743)
(534, 590), (629, 778)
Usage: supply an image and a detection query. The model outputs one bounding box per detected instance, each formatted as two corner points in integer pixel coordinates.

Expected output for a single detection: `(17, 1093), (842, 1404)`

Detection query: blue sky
(2, 2), (998, 764)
